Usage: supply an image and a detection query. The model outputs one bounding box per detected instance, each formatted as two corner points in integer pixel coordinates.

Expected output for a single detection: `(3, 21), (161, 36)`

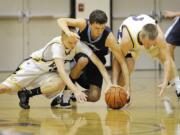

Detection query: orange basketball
(105, 87), (128, 109)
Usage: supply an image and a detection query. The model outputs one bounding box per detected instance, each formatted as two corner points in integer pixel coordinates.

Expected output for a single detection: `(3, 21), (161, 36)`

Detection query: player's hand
(163, 10), (176, 18)
(158, 82), (167, 96)
(74, 90), (87, 103)
(66, 31), (80, 39)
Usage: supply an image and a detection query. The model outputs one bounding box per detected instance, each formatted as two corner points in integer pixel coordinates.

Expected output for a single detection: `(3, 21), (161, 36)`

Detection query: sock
(62, 90), (72, 103)
(163, 97), (173, 115)
(62, 75), (76, 102)
(27, 87), (42, 97)
(174, 76), (180, 94)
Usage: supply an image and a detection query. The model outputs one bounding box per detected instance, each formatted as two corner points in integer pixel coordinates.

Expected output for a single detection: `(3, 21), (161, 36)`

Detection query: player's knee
(50, 81), (62, 91)
(0, 87), (6, 94)
(77, 57), (89, 68)
(42, 81), (62, 93)
(0, 84), (11, 94)
(88, 89), (101, 102)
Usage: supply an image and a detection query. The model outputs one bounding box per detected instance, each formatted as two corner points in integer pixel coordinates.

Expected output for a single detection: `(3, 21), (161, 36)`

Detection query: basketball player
(163, 10), (180, 60)
(0, 27), (112, 109)
(51, 9), (130, 108)
(113, 14), (180, 98)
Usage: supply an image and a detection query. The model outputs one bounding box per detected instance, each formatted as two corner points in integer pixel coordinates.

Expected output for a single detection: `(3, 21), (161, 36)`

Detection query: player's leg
(18, 73), (65, 109)
(70, 53), (89, 80)
(0, 58), (36, 94)
(58, 57), (104, 108)
(59, 76), (101, 108)
(0, 75), (29, 108)
(84, 85), (101, 102)
(82, 62), (103, 102)
(51, 53), (90, 107)
(165, 17), (180, 60)
(0, 81), (22, 94)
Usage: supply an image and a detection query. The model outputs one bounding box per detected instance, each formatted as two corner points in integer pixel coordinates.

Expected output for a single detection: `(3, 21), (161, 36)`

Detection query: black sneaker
(17, 90), (30, 109)
(176, 90), (180, 99)
(51, 95), (62, 107)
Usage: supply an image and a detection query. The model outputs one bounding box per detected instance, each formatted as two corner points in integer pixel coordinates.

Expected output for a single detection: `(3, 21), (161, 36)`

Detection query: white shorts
(27, 72), (64, 99)
(2, 58), (60, 89)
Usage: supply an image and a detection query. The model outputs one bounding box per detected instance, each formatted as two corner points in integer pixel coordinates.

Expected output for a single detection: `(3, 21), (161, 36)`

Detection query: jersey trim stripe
(122, 25), (135, 48)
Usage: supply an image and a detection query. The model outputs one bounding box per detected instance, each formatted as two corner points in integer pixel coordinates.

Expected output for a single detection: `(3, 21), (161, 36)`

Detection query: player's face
(63, 36), (78, 49)
(142, 37), (156, 49)
(90, 23), (106, 38)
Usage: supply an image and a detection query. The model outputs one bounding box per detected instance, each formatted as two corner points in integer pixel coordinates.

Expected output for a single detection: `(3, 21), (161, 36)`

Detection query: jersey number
(132, 16), (144, 21)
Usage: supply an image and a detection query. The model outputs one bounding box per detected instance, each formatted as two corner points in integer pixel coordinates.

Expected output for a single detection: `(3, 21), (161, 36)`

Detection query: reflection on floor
(0, 71), (180, 135)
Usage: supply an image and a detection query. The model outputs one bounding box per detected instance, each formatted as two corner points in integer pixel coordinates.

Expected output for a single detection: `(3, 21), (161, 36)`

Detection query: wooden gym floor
(0, 71), (179, 135)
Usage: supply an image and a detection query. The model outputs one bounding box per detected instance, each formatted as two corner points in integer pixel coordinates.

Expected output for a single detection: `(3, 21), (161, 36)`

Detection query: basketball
(105, 86), (128, 109)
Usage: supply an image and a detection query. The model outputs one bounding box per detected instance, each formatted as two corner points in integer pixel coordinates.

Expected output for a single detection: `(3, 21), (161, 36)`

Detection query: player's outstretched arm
(105, 32), (131, 95)
(55, 58), (87, 102)
(156, 26), (178, 96)
(57, 18), (86, 38)
(163, 10), (180, 18)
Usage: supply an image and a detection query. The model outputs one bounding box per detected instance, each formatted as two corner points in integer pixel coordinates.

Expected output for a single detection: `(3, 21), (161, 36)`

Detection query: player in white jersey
(0, 27), (112, 109)
(113, 14), (180, 98)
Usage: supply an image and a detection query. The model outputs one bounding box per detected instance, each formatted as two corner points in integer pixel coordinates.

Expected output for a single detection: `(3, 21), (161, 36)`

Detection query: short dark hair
(89, 9), (108, 24)
(142, 24), (158, 40)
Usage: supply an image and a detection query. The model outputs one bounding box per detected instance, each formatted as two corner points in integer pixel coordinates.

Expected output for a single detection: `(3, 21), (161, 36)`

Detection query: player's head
(140, 24), (158, 49)
(62, 27), (78, 49)
(89, 9), (108, 37)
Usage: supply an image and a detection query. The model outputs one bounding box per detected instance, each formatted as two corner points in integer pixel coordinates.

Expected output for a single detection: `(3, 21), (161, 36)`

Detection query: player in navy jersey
(164, 10), (180, 60)
(51, 9), (130, 108)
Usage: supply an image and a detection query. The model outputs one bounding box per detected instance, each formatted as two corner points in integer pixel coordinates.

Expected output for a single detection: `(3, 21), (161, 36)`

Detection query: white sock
(163, 97), (173, 115)
(174, 76), (180, 94)
(63, 90), (72, 103)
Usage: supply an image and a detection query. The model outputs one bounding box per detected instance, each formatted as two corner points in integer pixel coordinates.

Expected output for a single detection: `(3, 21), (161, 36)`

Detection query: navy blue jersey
(165, 17), (180, 46)
(78, 20), (111, 57)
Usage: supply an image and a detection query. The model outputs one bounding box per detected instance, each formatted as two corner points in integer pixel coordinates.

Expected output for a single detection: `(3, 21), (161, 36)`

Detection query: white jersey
(118, 14), (157, 59)
(30, 36), (92, 71)
(31, 36), (92, 62)
(2, 36), (93, 89)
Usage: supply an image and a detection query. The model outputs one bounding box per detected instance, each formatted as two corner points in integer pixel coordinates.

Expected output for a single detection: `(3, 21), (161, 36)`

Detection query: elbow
(57, 18), (66, 25)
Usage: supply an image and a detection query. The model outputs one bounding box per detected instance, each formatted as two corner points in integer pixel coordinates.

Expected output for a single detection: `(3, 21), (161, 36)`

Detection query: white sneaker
(60, 90), (72, 109)
(174, 80), (180, 99)
(162, 97), (174, 115)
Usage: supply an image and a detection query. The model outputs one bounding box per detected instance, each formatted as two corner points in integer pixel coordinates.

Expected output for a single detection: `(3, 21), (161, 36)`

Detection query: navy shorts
(73, 53), (106, 89)
(166, 17), (180, 46)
